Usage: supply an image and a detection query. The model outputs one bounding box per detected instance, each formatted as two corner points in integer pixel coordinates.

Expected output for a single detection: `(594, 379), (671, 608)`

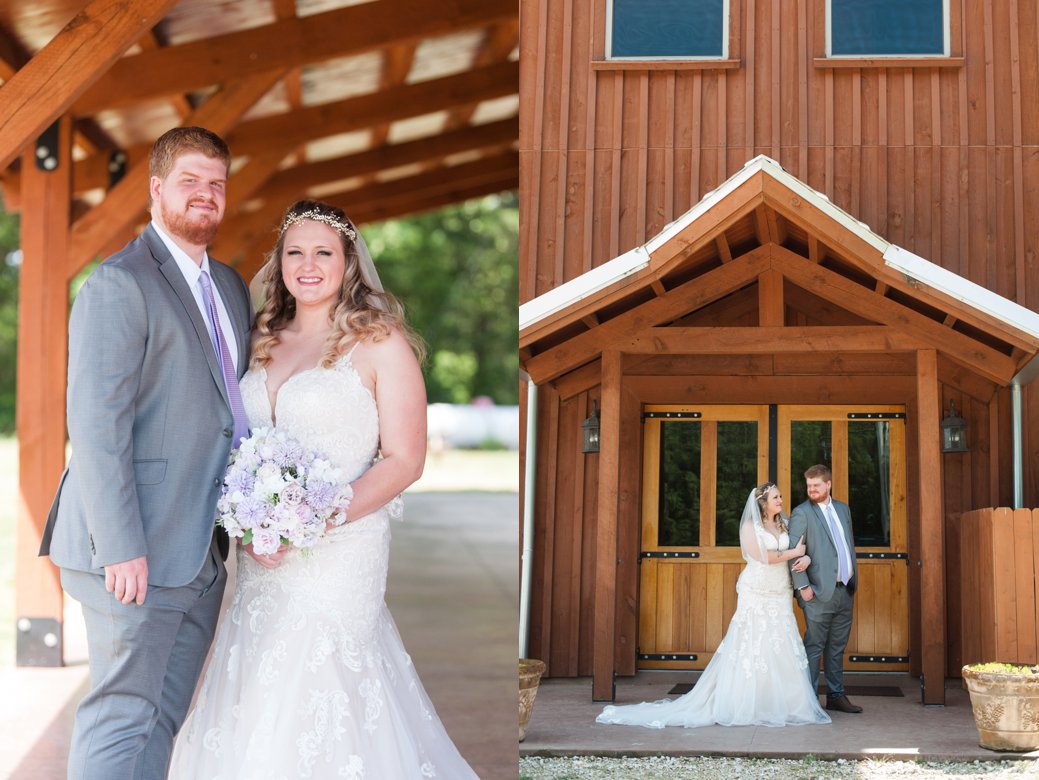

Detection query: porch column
(15, 116), (72, 665)
(916, 349), (946, 703)
(592, 350), (622, 701)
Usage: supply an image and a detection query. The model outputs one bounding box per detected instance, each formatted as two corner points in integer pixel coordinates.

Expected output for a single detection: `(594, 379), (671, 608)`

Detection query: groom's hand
(105, 556), (149, 605)
(800, 585), (814, 602)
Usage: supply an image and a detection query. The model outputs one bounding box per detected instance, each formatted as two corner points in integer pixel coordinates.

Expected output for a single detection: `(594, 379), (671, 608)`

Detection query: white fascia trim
(518, 246), (650, 331)
(646, 154), (889, 255)
(883, 244), (1039, 341)
(520, 155), (889, 332)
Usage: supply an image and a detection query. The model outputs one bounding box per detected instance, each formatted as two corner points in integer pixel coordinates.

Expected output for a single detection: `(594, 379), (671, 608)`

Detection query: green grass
(0, 438), (516, 667)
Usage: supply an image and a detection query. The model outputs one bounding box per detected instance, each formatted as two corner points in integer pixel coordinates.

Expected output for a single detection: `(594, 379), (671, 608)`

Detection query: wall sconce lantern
(941, 400), (968, 453)
(581, 401), (600, 453)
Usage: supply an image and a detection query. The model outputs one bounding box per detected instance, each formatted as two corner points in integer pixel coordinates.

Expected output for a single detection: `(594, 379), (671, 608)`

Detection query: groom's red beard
(162, 198), (222, 246)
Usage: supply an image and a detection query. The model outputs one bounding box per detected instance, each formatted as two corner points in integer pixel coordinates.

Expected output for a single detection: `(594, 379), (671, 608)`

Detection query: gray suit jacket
(40, 225), (253, 587)
(789, 498), (858, 603)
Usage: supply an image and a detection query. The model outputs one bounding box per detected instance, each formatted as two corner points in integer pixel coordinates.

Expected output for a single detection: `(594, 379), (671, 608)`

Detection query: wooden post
(916, 349), (946, 703)
(592, 350), (621, 701)
(15, 116), (72, 666)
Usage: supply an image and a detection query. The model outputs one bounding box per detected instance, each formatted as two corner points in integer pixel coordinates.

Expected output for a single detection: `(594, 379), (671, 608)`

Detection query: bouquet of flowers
(216, 427), (353, 555)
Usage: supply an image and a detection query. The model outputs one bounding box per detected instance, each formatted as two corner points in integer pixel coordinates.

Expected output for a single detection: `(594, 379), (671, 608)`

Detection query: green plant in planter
(968, 663), (1039, 674)
(963, 662), (1039, 751)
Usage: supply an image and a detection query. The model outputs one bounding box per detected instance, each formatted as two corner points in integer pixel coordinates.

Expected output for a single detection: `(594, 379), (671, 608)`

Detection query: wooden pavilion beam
(358, 42), (419, 188)
(56, 59), (517, 198)
(66, 70), (285, 279)
(227, 60), (518, 158)
(0, 0), (177, 171)
(232, 118), (517, 215)
(916, 348), (946, 704)
(16, 115), (72, 666)
(435, 19), (519, 153)
(73, 0), (516, 114)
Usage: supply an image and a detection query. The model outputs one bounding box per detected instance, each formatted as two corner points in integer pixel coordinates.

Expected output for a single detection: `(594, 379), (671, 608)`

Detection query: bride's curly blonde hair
(251, 200), (424, 369)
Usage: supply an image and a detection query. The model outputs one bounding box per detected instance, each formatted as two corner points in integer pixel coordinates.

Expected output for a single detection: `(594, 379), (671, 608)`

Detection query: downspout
(1011, 354), (1039, 509)
(519, 374), (537, 659)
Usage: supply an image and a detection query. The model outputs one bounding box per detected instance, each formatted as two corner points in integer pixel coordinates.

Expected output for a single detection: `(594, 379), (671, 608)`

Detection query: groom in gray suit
(788, 463), (862, 714)
(40, 127), (252, 778)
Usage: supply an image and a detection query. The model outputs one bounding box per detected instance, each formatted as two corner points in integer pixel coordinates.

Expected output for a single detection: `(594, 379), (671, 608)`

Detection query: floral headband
(755, 482), (776, 501)
(279, 209), (357, 241)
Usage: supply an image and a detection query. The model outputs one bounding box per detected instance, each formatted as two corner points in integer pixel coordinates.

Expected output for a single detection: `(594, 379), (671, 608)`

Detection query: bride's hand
(791, 554), (811, 573)
(244, 542), (289, 569)
(791, 535), (806, 558)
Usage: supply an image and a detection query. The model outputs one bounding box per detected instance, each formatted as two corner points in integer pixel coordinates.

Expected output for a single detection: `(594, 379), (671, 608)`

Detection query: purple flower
(226, 466), (255, 496)
(305, 480), (335, 511)
(280, 481), (305, 506)
(236, 496), (268, 530)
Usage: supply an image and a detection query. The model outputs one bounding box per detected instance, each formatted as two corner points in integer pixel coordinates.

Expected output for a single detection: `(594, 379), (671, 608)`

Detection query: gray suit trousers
(801, 583), (854, 700)
(61, 539), (225, 780)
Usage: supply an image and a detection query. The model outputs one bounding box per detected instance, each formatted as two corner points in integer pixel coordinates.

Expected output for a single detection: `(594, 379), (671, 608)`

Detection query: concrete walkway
(521, 671), (1039, 763)
(0, 492), (518, 779)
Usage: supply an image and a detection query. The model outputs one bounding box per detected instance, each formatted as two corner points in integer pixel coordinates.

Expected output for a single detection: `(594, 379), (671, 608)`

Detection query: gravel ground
(519, 756), (1039, 779)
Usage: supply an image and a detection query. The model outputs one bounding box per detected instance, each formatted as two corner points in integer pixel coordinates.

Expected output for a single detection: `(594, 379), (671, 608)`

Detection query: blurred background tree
(365, 191), (518, 405)
(0, 191), (517, 433)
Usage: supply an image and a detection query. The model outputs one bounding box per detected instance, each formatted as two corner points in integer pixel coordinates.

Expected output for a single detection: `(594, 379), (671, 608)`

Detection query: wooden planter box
(959, 508), (1039, 668)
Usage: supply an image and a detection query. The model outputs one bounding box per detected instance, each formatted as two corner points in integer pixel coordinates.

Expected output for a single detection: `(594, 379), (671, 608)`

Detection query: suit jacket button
(213, 478), (220, 487)
(223, 428), (232, 438)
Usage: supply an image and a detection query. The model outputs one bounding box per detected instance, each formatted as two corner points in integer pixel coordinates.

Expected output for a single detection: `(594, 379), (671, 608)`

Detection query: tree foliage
(364, 192), (518, 405)
(0, 199), (18, 433)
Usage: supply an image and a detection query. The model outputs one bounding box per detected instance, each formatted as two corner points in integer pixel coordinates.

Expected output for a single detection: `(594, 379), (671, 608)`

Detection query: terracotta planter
(519, 659), (546, 742)
(963, 664), (1039, 752)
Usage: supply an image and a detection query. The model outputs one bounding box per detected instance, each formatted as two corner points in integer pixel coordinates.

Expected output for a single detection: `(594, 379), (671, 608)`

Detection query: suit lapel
(143, 226), (231, 409)
(812, 502), (839, 552)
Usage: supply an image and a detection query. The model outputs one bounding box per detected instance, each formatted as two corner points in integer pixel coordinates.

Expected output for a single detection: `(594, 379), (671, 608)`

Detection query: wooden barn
(518, 0), (1039, 706)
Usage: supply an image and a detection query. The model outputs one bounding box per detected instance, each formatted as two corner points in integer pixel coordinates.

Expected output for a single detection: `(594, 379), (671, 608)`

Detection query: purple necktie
(825, 503), (851, 585)
(199, 270), (249, 447)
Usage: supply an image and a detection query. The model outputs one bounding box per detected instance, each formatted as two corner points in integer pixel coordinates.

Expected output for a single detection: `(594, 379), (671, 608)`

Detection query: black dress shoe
(826, 695), (863, 713)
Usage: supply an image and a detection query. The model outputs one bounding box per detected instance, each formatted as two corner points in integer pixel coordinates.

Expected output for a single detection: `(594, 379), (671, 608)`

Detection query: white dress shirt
(151, 222), (240, 370)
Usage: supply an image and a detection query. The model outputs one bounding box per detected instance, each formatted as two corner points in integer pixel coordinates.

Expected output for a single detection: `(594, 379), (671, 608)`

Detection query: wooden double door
(638, 404), (909, 672)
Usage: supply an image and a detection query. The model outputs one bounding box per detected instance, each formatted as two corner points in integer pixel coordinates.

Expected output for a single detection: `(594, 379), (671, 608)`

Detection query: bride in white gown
(169, 200), (478, 778)
(597, 483), (831, 729)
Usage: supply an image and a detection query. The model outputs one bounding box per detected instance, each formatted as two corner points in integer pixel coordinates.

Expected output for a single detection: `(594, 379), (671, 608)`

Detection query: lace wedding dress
(597, 526), (830, 729)
(169, 350), (477, 778)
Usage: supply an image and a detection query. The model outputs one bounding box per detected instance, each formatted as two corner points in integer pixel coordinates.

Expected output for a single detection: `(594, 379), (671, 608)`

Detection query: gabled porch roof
(519, 156), (1039, 387)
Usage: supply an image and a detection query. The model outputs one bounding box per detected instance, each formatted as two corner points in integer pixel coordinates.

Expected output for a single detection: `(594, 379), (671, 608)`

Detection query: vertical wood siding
(519, 0), (1039, 314)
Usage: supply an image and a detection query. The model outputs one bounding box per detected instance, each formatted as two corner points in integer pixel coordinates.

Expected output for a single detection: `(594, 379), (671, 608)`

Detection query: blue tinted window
(611, 0), (725, 59)
(830, 0), (945, 56)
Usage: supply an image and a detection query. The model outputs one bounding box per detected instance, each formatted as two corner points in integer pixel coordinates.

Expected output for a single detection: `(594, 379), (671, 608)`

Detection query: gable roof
(519, 155), (1039, 387)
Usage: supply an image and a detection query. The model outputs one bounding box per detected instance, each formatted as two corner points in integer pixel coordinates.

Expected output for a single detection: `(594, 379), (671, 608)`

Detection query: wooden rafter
(227, 61), (517, 158)
(775, 246), (1018, 384)
(619, 326), (919, 355)
(360, 42), (420, 188)
(235, 118), (516, 213)
(73, 0), (516, 114)
(0, 0), (178, 170)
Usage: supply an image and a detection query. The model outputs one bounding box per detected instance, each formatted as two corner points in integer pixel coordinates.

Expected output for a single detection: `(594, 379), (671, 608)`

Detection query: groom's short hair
(149, 126), (231, 181)
(804, 464), (831, 481)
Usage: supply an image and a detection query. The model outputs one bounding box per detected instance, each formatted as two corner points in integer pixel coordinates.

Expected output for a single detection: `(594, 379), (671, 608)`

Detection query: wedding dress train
(597, 527), (830, 729)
